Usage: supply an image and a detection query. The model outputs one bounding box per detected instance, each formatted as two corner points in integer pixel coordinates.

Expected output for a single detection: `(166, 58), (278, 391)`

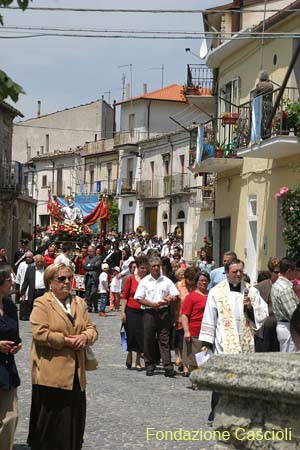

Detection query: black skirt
(125, 307), (144, 353)
(27, 373), (86, 450)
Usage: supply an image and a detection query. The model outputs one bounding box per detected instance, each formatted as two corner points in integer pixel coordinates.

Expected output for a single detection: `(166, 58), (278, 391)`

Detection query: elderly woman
(27, 263), (98, 450)
(0, 265), (22, 450)
(181, 271), (210, 374)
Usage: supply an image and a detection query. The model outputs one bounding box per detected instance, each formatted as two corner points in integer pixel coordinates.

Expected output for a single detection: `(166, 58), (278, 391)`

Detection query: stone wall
(190, 353), (300, 450)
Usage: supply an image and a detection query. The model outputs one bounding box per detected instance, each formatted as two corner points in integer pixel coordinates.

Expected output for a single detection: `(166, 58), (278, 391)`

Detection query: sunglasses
(54, 276), (73, 283)
(273, 270), (280, 274)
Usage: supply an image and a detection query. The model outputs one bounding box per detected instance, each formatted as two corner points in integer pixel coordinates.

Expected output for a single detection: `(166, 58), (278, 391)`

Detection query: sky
(1, 0), (225, 120)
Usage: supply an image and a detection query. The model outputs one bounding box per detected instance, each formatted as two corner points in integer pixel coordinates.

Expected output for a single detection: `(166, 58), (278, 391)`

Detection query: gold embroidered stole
(215, 280), (254, 354)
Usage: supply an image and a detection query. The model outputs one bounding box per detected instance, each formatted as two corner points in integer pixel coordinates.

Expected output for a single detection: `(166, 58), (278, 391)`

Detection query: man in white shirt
(134, 256), (179, 377)
(16, 251), (34, 303)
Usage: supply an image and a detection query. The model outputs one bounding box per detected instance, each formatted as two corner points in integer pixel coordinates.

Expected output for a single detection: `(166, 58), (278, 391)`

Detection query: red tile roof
(117, 84), (212, 105)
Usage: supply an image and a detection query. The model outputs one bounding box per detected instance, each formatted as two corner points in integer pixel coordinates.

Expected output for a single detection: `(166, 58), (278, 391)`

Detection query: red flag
(47, 192), (63, 219)
(83, 199), (110, 226)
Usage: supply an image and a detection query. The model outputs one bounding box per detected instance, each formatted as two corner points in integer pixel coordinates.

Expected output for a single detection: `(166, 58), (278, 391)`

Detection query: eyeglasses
(54, 276), (73, 283)
(273, 270), (280, 274)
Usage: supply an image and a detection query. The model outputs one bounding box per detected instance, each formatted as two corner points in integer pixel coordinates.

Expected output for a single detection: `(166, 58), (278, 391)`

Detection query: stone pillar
(190, 353), (300, 450)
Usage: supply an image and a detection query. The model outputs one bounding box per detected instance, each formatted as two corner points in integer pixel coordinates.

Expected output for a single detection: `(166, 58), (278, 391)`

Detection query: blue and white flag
(116, 178), (122, 196)
(250, 95), (262, 145)
(195, 125), (204, 164)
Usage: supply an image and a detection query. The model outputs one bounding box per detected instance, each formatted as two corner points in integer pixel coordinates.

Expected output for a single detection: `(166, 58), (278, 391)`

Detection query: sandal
(126, 352), (132, 369)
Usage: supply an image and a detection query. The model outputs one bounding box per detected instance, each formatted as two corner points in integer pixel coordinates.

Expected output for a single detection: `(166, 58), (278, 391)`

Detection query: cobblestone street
(14, 309), (214, 450)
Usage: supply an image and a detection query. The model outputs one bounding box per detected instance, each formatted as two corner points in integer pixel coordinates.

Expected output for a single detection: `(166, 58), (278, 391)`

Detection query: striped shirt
(271, 276), (298, 322)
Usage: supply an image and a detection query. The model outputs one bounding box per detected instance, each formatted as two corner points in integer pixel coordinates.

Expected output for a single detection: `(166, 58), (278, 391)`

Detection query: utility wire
(2, 7), (300, 13)
(1, 31), (300, 40)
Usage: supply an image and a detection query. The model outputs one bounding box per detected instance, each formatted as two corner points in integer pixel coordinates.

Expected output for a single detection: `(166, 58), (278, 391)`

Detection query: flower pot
(214, 148), (224, 158)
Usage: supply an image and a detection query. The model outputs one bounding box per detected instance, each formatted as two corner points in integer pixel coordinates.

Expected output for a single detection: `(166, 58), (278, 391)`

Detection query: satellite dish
(199, 38), (212, 59)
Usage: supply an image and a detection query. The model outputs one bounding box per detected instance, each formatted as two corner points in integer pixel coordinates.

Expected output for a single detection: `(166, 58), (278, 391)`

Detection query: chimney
(232, 0), (243, 33)
(143, 83), (148, 94)
(37, 100), (41, 117)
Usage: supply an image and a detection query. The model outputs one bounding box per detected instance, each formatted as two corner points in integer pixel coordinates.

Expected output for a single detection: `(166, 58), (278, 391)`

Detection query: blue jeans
(100, 293), (108, 313)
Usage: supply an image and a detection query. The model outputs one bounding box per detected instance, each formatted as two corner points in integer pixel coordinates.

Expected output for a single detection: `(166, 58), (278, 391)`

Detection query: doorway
(219, 217), (231, 261)
(246, 195), (258, 283)
(145, 207), (157, 236)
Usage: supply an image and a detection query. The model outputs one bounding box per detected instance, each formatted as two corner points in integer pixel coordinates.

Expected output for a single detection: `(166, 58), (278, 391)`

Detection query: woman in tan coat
(27, 263), (98, 450)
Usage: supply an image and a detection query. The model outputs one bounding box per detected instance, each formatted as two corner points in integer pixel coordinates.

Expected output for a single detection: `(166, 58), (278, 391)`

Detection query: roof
(253, 0), (300, 32)
(206, 0), (300, 68)
(205, 0), (274, 11)
(0, 101), (23, 118)
(15, 98), (111, 123)
(116, 84), (188, 106)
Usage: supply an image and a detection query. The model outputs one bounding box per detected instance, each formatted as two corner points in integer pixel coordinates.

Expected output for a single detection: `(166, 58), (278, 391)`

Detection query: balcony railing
(192, 86), (300, 167)
(136, 180), (163, 199)
(163, 173), (191, 195)
(0, 161), (22, 193)
(190, 186), (214, 210)
(186, 64), (214, 92)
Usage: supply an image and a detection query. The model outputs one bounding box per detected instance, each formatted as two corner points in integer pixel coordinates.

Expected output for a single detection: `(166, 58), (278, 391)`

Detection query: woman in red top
(181, 271), (210, 375)
(121, 256), (149, 371)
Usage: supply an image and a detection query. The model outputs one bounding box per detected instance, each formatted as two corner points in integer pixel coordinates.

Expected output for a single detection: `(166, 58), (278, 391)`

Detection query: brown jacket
(30, 292), (98, 391)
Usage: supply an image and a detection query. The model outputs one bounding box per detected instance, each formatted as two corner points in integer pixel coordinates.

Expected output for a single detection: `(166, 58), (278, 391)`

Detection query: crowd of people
(1, 231), (300, 449)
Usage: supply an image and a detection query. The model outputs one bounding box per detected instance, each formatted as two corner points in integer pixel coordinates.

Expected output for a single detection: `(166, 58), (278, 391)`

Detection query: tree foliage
(274, 185), (300, 259)
(108, 198), (120, 232)
(0, 0), (31, 102)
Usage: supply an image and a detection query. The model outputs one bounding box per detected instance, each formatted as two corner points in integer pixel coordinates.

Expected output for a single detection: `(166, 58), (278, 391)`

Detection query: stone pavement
(14, 310), (215, 450)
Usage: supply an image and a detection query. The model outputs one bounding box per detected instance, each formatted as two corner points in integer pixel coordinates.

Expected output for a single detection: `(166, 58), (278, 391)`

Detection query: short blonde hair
(175, 268), (184, 280)
(44, 263), (74, 290)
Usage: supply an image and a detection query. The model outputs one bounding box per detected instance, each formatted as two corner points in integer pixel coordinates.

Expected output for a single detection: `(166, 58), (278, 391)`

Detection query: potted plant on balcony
(221, 111), (239, 125)
(283, 98), (300, 135)
(213, 138), (226, 158)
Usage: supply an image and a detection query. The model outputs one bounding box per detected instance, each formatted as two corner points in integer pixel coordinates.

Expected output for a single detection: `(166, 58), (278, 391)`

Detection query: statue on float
(61, 196), (83, 224)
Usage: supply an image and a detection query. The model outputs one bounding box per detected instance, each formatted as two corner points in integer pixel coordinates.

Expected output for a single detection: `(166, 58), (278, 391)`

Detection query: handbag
(85, 345), (99, 371)
(120, 323), (128, 353)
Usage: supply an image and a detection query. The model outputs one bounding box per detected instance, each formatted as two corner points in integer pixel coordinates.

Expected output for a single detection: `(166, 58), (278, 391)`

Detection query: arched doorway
(176, 210), (185, 242)
(162, 211), (168, 239)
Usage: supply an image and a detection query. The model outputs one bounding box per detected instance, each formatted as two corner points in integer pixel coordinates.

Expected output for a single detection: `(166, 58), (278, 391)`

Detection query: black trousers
(143, 308), (172, 370)
(84, 279), (98, 311)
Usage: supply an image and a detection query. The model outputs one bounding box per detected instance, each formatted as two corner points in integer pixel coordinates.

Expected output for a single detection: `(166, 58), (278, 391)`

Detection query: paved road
(14, 310), (214, 450)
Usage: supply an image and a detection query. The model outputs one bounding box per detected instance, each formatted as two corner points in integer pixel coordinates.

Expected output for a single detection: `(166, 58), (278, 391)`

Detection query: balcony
(81, 180), (117, 196)
(136, 180), (163, 199)
(120, 178), (136, 194)
(0, 161), (22, 197)
(190, 186), (214, 211)
(163, 174), (191, 196)
(183, 64), (215, 110)
(235, 86), (300, 159)
(189, 119), (243, 174)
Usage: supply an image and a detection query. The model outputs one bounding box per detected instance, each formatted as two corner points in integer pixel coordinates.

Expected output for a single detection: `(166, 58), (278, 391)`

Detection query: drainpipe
(113, 99), (116, 138)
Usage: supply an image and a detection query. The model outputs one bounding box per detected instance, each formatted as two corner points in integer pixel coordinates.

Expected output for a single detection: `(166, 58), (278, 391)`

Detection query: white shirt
(99, 272), (108, 294)
(35, 268), (45, 290)
(54, 254), (74, 270)
(110, 275), (121, 293)
(134, 274), (179, 309)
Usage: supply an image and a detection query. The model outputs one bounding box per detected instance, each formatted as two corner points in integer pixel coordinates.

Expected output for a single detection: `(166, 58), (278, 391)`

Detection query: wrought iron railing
(0, 161), (22, 193)
(186, 64), (214, 90)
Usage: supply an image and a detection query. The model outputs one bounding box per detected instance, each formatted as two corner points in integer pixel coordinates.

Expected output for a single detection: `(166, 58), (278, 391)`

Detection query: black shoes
(164, 369), (176, 378)
(146, 368), (155, 376)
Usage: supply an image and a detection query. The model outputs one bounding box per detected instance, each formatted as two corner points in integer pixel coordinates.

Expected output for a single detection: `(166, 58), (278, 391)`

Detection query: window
(129, 113), (135, 138)
(89, 165), (95, 193)
(46, 134), (49, 153)
(127, 158), (134, 188)
(40, 145), (44, 155)
(107, 162), (112, 192)
(220, 78), (240, 113)
(123, 214), (134, 233)
(42, 175), (47, 188)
